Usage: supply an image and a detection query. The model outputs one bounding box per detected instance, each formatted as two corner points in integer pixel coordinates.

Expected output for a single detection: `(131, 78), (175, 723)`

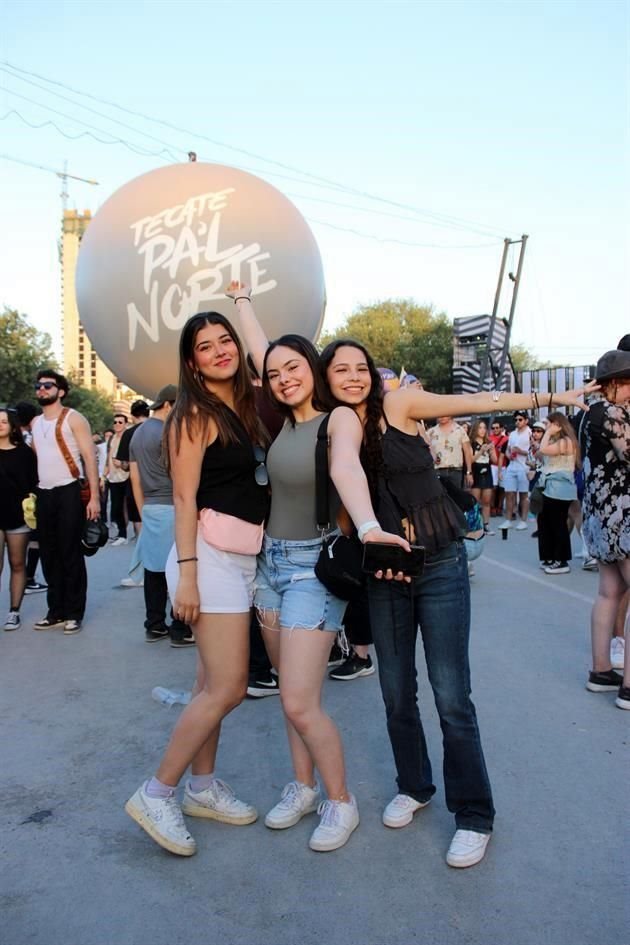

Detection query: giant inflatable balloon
(76, 162), (326, 396)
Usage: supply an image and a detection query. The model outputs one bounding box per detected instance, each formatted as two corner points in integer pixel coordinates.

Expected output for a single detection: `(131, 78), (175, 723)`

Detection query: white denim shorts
(165, 531), (257, 614)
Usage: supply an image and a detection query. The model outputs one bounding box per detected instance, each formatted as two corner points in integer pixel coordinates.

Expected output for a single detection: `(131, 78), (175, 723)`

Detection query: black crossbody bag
(313, 416), (365, 601)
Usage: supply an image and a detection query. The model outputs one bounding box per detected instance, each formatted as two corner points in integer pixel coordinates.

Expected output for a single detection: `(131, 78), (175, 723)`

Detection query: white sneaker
(3, 611), (21, 631)
(610, 636), (625, 670)
(264, 780), (321, 829)
(515, 520), (528, 531)
(382, 793), (431, 828)
(309, 795), (359, 852)
(182, 778), (257, 825)
(446, 829), (491, 868)
(120, 576), (144, 587)
(582, 557), (599, 572)
(125, 782), (196, 856)
(497, 519), (512, 530)
(110, 537), (128, 547)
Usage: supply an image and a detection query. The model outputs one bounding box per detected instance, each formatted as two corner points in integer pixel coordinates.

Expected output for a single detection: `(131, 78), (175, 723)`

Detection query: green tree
(319, 298), (454, 391)
(0, 306), (57, 403)
(509, 344), (554, 373)
(65, 372), (115, 433)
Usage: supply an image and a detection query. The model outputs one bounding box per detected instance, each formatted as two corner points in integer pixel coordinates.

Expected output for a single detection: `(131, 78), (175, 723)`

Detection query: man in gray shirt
(129, 385), (194, 647)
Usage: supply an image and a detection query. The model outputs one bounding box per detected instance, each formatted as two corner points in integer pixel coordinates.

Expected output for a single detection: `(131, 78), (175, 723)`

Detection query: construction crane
(0, 153), (99, 209)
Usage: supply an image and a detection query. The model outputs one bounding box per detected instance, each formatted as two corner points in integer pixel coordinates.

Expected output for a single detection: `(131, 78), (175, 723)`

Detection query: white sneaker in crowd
(497, 519), (512, 530)
(308, 795), (359, 852)
(120, 576), (144, 587)
(182, 778), (257, 825)
(264, 780), (321, 829)
(515, 520), (528, 531)
(382, 793), (431, 828)
(110, 537), (128, 547)
(446, 829), (491, 868)
(610, 636), (625, 670)
(125, 782), (196, 856)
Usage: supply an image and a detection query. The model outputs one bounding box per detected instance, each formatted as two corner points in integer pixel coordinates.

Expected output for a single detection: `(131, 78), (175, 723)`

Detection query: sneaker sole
(33, 621), (65, 631)
(124, 799), (196, 856)
(63, 626), (82, 635)
(264, 802), (320, 830)
(24, 588), (47, 594)
(544, 569), (570, 575)
(181, 801), (258, 825)
(308, 816), (360, 852)
(246, 686), (280, 697)
(170, 640), (196, 648)
(145, 635), (170, 643)
(329, 666), (376, 681)
(585, 682), (621, 692)
(382, 798), (431, 828)
(615, 696), (630, 710)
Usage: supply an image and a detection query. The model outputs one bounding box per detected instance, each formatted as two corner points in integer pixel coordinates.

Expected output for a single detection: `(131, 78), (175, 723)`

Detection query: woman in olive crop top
(319, 338), (597, 869)
(126, 311), (269, 858)
(229, 281), (405, 854)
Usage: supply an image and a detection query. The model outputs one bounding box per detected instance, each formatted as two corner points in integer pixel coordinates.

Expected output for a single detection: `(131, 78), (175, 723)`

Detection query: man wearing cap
(30, 369), (100, 635)
(127, 386), (194, 647)
(498, 411), (532, 530)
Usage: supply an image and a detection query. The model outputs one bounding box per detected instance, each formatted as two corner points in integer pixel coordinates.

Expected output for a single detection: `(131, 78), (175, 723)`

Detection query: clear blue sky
(1, 0), (627, 368)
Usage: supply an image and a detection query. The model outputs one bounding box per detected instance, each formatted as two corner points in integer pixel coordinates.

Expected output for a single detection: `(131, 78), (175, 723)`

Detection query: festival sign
(76, 162), (326, 396)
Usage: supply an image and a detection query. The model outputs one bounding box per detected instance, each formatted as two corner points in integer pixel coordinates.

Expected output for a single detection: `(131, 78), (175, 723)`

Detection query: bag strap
(315, 415), (332, 531)
(55, 408), (81, 480)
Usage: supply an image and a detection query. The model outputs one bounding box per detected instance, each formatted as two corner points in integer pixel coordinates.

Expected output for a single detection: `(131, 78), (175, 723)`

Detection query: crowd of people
(1, 307), (627, 870)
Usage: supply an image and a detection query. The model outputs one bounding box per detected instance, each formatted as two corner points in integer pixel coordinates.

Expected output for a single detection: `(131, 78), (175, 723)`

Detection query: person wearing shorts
(0, 406), (38, 631)
(125, 311), (269, 857)
(234, 281), (372, 853)
(499, 411), (532, 530)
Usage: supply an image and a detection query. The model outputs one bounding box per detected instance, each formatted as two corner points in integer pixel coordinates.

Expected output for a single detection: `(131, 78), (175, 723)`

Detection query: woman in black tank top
(125, 311), (269, 858)
(319, 339), (597, 869)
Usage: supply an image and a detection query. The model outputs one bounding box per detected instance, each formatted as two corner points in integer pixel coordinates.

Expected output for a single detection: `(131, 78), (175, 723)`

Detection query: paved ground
(0, 523), (625, 945)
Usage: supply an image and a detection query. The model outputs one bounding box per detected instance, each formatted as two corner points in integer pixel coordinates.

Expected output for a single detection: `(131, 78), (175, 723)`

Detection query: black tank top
(196, 412), (269, 525)
(369, 422), (466, 555)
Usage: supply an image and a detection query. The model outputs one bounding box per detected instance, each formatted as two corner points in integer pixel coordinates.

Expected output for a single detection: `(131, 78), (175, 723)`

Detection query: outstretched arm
(394, 381), (600, 423)
(225, 281), (269, 378)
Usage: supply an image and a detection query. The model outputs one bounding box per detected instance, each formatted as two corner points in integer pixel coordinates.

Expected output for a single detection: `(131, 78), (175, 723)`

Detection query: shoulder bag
(55, 408), (91, 506)
(313, 416), (365, 601)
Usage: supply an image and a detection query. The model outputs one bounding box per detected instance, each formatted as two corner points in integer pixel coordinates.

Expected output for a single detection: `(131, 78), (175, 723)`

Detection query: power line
(1, 59), (510, 239)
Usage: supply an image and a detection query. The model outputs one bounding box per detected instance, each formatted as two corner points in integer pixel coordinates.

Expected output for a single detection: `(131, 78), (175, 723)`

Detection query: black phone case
(361, 542), (426, 577)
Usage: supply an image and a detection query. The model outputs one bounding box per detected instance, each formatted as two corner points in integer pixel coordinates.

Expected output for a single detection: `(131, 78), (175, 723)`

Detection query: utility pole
(477, 235), (528, 392)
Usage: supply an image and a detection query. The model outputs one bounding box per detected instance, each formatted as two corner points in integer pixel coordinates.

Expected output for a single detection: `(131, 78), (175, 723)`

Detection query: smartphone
(362, 542), (426, 577)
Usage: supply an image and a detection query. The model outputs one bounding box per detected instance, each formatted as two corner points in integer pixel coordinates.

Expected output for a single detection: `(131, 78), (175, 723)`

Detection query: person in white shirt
(499, 411), (532, 530)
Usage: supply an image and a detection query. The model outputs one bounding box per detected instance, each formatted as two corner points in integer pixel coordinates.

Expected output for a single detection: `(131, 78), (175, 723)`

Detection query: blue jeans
(367, 541), (495, 832)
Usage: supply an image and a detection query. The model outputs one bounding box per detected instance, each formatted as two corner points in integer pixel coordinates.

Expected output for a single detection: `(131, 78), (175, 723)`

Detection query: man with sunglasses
(30, 370), (100, 634)
(498, 411), (532, 531)
(127, 385), (194, 647)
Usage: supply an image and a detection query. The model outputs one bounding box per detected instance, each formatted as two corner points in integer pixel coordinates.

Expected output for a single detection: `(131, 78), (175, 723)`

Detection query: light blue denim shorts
(254, 535), (347, 633)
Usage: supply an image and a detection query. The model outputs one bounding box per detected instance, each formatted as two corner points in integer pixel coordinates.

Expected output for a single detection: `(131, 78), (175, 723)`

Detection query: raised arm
(225, 281), (269, 378)
(391, 382), (600, 424)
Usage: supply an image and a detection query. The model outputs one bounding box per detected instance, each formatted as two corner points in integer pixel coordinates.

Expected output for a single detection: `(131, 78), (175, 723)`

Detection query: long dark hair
(319, 338), (385, 489)
(0, 407), (23, 446)
(469, 418), (489, 446)
(547, 410), (582, 470)
(165, 312), (267, 460)
(262, 334), (332, 426)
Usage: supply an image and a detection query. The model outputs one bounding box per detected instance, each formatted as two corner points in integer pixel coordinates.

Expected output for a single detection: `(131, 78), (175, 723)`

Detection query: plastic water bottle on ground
(151, 687), (191, 706)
